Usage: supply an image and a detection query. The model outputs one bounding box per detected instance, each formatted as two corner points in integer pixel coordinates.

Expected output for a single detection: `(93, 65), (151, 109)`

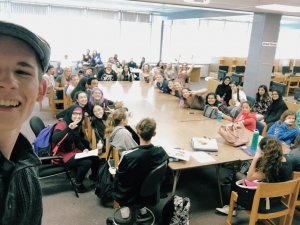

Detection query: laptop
(191, 137), (218, 152)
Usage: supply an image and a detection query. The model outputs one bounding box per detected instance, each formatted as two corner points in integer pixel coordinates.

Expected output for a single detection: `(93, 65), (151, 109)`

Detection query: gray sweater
(110, 126), (138, 154)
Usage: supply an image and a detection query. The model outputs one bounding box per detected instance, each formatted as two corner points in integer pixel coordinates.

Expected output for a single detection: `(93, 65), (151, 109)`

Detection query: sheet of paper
(190, 151), (216, 163)
(75, 148), (98, 159)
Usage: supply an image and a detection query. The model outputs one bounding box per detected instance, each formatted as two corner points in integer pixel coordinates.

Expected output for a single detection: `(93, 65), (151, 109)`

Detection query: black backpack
(95, 146), (114, 201)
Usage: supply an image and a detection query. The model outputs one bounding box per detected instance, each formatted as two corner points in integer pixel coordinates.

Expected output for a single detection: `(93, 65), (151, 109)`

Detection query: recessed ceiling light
(184, 0), (210, 5)
(256, 4), (300, 13)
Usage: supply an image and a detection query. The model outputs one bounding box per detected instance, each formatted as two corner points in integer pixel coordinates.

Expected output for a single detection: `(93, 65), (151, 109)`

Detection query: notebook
(166, 147), (190, 161)
(191, 137), (218, 152)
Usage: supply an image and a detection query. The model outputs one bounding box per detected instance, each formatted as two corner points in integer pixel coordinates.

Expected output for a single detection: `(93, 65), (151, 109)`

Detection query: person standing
(0, 21), (51, 225)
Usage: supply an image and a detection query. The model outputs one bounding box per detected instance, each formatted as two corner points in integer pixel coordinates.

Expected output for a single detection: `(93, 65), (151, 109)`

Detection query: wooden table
(99, 81), (254, 205)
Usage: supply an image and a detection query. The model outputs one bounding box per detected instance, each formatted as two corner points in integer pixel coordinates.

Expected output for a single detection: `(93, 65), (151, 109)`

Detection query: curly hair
(256, 137), (283, 182)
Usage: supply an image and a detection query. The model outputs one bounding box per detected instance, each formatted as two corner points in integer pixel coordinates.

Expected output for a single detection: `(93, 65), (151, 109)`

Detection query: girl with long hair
(105, 108), (138, 154)
(252, 85), (271, 120)
(247, 137), (292, 183)
(267, 110), (299, 146)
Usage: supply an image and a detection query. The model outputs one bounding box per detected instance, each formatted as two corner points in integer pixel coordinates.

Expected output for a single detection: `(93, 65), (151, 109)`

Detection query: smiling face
(182, 89), (190, 98)
(258, 87), (265, 96)
(272, 91), (279, 100)
(93, 105), (104, 119)
(77, 92), (87, 107)
(207, 94), (216, 105)
(92, 90), (102, 101)
(0, 35), (42, 131)
(168, 80), (174, 89)
(71, 111), (82, 122)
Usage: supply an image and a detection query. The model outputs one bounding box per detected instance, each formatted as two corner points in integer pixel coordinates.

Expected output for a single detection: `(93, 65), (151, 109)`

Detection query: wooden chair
(286, 76), (300, 96)
(49, 89), (65, 118)
(206, 78), (220, 93)
(284, 100), (300, 111)
(226, 179), (300, 225)
(293, 171), (300, 218)
(273, 75), (287, 83)
(83, 117), (92, 142)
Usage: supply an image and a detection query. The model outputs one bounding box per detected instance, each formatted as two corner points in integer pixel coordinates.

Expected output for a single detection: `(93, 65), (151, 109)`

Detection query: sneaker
(216, 205), (236, 216)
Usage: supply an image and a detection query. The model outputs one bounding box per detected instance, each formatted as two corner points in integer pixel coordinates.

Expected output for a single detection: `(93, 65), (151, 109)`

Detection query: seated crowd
(40, 52), (300, 224)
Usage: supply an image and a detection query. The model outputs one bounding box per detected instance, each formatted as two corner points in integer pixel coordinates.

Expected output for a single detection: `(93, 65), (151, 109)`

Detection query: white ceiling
(133, 0), (300, 17)
(9, 0), (300, 22)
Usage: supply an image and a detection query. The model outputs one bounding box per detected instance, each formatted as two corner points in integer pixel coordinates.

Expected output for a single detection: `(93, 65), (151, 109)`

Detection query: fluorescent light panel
(256, 4), (300, 13)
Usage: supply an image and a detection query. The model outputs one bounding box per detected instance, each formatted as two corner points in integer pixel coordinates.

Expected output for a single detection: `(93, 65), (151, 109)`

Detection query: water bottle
(250, 129), (259, 154)
(217, 111), (222, 123)
(296, 110), (300, 128)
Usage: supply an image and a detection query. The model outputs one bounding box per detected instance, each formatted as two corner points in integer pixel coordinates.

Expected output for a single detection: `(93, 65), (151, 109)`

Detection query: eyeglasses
(272, 93), (278, 96)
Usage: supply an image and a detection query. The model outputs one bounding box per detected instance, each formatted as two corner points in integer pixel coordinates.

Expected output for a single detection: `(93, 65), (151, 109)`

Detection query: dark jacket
(264, 96), (288, 125)
(215, 82), (232, 105)
(113, 144), (168, 206)
(0, 134), (42, 225)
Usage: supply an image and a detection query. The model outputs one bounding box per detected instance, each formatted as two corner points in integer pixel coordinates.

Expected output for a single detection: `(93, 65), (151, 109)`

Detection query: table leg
(172, 170), (181, 194)
(216, 165), (224, 206)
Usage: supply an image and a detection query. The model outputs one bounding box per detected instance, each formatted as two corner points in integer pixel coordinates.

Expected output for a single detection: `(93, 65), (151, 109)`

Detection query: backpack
(33, 124), (55, 157)
(161, 195), (191, 225)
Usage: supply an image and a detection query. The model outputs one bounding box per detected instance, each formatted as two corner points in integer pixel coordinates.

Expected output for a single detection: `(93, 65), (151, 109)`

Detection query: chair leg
(65, 169), (79, 198)
(226, 191), (237, 225)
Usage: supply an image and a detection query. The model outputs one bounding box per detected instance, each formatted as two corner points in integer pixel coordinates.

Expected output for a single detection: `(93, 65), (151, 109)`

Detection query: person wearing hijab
(70, 77), (88, 101)
(51, 105), (100, 193)
(91, 104), (107, 152)
(262, 90), (288, 129)
(215, 76), (232, 106)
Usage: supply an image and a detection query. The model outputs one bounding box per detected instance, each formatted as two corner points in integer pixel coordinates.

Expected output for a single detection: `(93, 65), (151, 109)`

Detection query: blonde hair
(105, 108), (127, 139)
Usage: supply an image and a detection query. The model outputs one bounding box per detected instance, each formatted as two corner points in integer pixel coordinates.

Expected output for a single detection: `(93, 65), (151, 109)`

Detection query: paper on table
(190, 151), (216, 163)
(75, 149), (98, 159)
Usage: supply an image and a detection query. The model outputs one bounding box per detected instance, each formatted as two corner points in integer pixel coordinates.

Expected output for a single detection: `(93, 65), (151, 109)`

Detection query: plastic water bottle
(250, 129), (259, 154)
(217, 111), (222, 123)
(296, 110), (300, 128)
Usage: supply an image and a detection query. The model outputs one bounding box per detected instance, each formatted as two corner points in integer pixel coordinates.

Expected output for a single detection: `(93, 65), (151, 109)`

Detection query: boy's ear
(36, 82), (44, 102)
(152, 131), (156, 137)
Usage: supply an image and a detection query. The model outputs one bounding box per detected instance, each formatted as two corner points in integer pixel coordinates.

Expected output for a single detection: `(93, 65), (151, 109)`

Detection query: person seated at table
(164, 62), (177, 80)
(267, 110), (299, 146)
(140, 63), (152, 83)
(233, 101), (256, 131)
(182, 88), (207, 110)
(51, 105), (100, 193)
(216, 137), (292, 215)
(262, 90), (288, 130)
(229, 82), (247, 107)
(167, 80), (179, 97)
(155, 73), (169, 93)
(70, 77), (88, 101)
(105, 108), (138, 154)
(252, 85), (271, 120)
(54, 67), (71, 108)
(215, 76), (232, 106)
(119, 65), (133, 81)
(86, 77), (99, 99)
(87, 87), (123, 114)
(66, 74), (79, 96)
(57, 91), (89, 118)
(204, 92), (232, 121)
(109, 118), (169, 223)
(91, 105), (107, 152)
(288, 133), (300, 171)
(97, 62), (118, 81)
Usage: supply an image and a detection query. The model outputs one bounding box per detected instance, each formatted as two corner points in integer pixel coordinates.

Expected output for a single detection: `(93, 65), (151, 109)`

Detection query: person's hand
(284, 118), (294, 126)
(68, 122), (78, 129)
(84, 112), (89, 117)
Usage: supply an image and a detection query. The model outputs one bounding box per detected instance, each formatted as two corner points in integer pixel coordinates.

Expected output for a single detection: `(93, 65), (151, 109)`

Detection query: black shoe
(74, 182), (87, 193)
(106, 217), (114, 225)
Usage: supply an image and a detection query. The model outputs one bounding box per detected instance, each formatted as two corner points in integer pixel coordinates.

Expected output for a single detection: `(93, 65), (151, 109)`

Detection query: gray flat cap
(0, 21), (51, 73)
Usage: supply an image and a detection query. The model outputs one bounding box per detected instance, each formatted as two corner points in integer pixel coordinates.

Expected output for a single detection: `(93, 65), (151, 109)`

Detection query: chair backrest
(250, 179), (300, 223)
(140, 161), (168, 198)
(29, 116), (46, 137)
(271, 81), (287, 96)
(246, 95), (255, 107)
